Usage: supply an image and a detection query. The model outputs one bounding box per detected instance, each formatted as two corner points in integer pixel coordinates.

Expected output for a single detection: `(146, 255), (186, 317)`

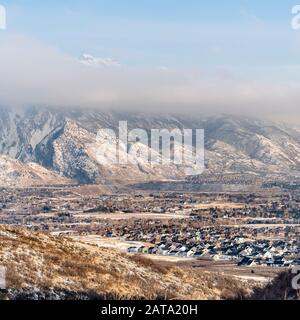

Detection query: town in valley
(1, 174), (299, 283)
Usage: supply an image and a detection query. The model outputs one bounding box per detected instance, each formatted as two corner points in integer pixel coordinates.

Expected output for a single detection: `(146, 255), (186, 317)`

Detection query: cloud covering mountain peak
(0, 34), (300, 122)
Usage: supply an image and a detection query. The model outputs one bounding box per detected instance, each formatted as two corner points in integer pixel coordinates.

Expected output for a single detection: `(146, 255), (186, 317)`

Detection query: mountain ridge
(0, 106), (299, 185)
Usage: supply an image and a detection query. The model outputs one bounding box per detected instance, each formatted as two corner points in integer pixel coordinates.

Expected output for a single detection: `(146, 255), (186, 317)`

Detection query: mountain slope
(0, 155), (71, 187)
(0, 107), (300, 184)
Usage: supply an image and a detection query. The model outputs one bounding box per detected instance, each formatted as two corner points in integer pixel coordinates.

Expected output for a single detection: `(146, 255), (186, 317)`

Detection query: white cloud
(0, 34), (300, 121)
(79, 54), (121, 67)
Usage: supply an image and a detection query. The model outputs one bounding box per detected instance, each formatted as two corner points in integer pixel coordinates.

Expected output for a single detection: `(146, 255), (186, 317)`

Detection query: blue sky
(1, 1), (300, 119)
(1, 0), (300, 68)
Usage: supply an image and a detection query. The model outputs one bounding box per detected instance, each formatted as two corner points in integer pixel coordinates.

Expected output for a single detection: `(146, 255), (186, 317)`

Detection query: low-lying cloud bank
(0, 34), (299, 120)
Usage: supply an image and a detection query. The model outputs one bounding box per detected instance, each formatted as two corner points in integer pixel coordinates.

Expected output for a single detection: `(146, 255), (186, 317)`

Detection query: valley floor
(0, 185), (298, 300)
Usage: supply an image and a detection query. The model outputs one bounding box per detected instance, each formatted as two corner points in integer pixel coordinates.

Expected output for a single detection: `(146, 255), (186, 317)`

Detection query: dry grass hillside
(0, 225), (258, 300)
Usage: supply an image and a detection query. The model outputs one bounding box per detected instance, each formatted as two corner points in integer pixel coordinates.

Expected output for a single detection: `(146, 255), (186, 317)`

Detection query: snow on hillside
(0, 155), (71, 187)
(0, 107), (300, 184)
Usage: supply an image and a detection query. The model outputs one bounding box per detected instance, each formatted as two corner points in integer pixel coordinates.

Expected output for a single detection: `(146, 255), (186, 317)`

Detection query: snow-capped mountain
(0, 106), (300, 185)
(0, 155), (71, 187)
